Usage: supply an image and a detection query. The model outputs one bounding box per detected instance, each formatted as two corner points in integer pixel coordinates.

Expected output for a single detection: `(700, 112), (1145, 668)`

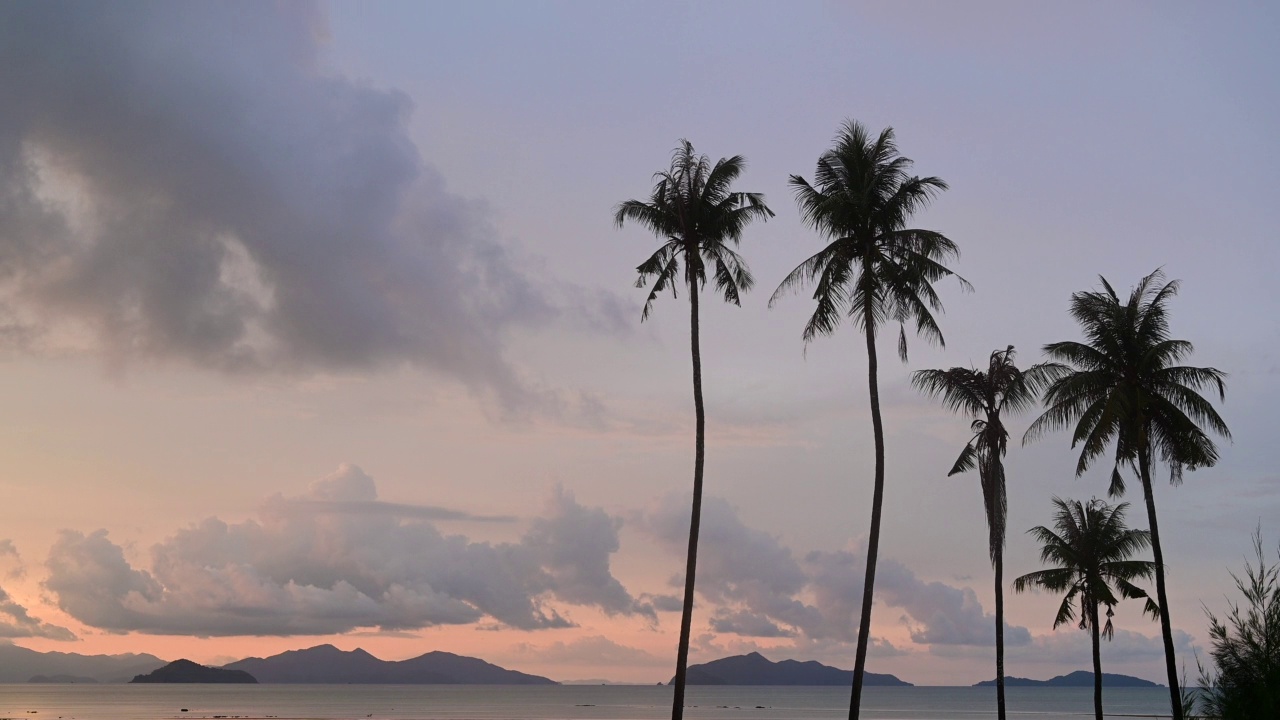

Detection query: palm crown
(912, 346), (1044, 563)
(1025, 269), (1230, 495)
(615, 140), (773, 319)
(1014, 497), (1158, 637)
(770, 120), (968, 358)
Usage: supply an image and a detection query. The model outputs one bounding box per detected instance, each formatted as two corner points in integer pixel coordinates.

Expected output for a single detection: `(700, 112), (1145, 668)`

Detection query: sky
(0, 0), (1277, 686)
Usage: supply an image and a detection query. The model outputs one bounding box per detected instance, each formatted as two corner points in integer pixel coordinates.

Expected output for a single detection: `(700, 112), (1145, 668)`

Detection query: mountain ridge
(223, 644), (557, 684)
(0, 643), (165, 683)
(974, 670), (1161, 687)
(673, 652), (912, 686)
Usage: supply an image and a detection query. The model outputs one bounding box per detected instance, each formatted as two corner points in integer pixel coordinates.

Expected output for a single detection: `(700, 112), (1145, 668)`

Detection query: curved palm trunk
(1138, 450), (1183, 720)
(1089, 601), (1104, 720)
(994, 549), (1006, 720)
(670, 284), (705, 720)
(849, 311), (886, 720)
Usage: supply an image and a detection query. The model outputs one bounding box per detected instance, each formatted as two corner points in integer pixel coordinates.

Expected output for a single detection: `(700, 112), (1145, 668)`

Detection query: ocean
(0, 684), (1175, 720)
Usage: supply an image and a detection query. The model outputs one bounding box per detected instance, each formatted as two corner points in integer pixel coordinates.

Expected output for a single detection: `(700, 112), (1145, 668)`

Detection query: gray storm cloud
(43, 465), (650, 636)
(0, 2), (618, 407)
(640, 493), (1031, 648)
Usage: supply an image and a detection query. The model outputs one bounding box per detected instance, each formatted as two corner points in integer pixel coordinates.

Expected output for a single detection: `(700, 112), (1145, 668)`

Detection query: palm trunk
(849, 312), (886, 720)
(994, 549), (1006, 720)
(1090, 601), (1104, 720)
(1138, 449), (1183, 720)
(670, 283), (705, 720)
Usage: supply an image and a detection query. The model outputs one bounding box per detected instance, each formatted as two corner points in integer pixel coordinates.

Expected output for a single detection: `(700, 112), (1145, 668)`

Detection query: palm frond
(948, 439), (979, 477)
(1016, 497), (1157, 641)
(1025, 270), (1229, 498)
(773, 120), (959, 355)
(617, 140), (771, 319)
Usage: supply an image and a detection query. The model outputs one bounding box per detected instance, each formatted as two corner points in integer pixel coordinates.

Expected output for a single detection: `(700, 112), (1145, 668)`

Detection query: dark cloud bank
(44, 465), (653, 636)
(0, 2), (623, 408)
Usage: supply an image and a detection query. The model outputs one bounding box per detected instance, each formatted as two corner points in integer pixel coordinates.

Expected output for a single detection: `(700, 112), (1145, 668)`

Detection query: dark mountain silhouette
(672, 652), (911, 686)
(131, 659), (257, 684)
(222, 644), (556, 684)
(0, 643), (165, 683)
(975, 670), (1160, 687)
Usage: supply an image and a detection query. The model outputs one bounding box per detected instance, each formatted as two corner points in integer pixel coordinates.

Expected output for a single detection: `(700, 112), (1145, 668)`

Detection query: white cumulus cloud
(43, 465), (648, 636)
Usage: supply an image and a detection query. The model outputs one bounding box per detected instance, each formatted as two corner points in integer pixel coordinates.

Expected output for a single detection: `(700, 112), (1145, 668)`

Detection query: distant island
(975, 670), (1160, 688)
(131, 659), (257, 683)
(674, 652), (912, 686)
(0, 643), (553, 685)
(223, 644), (557, 684)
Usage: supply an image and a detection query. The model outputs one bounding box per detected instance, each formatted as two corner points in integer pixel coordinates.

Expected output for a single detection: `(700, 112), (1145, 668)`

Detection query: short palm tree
(771, 120), (967, 720)
(912, 346), (1044, 720)
(615, 140), (772, 720)
(1014, 497), (1158, 720)
(1025, 270), (1230, 720)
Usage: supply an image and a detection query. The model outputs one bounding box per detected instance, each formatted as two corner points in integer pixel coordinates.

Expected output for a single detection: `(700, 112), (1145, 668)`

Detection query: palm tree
(771, 120), (967, 720)
(1014, 497), (1159, 720)
(1024, 270), (1230, 720)
(615, 140), (772, 720)
(912, 346), (1044, 720)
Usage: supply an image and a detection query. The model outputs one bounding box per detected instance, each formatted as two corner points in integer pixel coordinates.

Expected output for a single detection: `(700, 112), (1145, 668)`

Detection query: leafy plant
(1194, 530), (1280, 719)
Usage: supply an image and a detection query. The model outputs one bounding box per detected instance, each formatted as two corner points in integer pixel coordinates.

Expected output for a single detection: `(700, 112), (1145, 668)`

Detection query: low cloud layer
(509, 635), (667, 667)
(43, 465), (651, 636)
(931, 627), (1196, 674)
(639, 494), (1031, 648)
(0, 584), (74, 641)
(0, 2), (622, 408)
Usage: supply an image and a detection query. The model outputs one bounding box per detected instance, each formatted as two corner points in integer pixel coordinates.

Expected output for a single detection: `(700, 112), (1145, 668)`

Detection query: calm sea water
(0, 684), (1174, 720)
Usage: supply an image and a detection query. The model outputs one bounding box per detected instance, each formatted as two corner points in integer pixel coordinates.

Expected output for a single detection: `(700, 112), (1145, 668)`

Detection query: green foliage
(1194, 531), (1280, 719)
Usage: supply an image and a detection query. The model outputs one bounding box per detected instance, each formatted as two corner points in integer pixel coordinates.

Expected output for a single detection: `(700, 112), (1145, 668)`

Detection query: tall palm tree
(615, 140), (772, 720)
(771, 120), (967, 720)
(1024, 270), (1230, 720)
(1014, 497), (1159, 720)
(912, 346), (1044, 720)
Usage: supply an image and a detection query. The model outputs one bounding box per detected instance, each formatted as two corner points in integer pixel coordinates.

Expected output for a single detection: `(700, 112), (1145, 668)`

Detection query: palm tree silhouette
(615, 140), (772, 720)
(771, 120), (966, 720)
(1014, 497), (1158, 720)
(912, 346), (1044, 720)
(1025, 270), (1230, 719)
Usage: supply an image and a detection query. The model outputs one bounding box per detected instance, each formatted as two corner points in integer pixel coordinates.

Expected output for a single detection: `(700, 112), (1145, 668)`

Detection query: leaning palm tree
(771, 120), (967, 720)
(912, 346), (1045, 720)
(1014, 497), (1159, 720)
(615, 140), (772, 720)
(1025, 270), (1230, 720)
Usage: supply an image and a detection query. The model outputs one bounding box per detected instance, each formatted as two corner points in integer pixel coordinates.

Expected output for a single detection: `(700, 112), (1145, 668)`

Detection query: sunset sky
(0, 1), (1277, 686)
